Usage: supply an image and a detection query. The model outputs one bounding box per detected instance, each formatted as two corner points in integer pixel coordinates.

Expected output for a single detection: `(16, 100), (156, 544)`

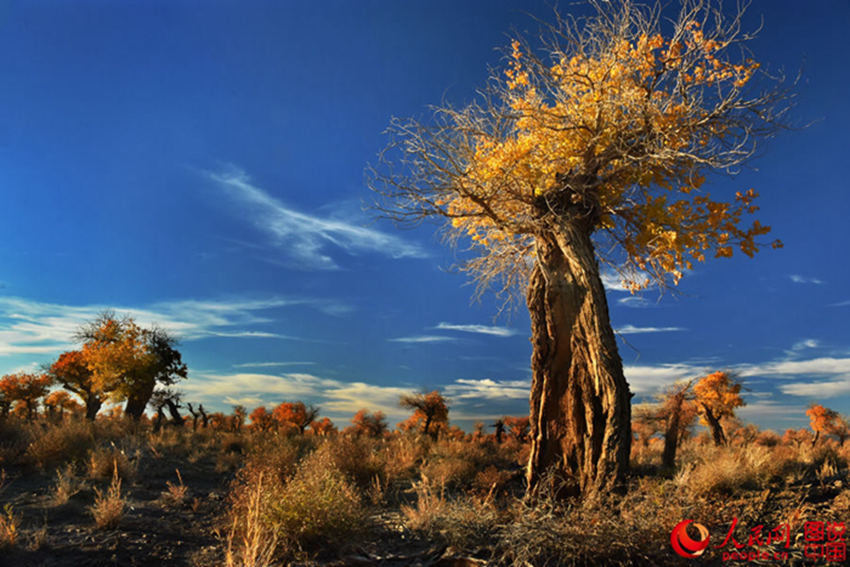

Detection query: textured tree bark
(662, 400), (682, 469)
(84, 395), (102, 421)
(702, 405), (727, 446)
(526, 224), (632, 499)
(124, 379), (156, 421)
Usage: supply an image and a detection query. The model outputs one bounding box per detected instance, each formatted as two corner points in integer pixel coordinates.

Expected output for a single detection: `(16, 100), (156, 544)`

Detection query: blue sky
(0, 1), (848, 431)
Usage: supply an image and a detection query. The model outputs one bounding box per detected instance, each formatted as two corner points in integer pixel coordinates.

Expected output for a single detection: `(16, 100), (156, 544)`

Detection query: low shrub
(268, 450), (366, 552)
(90, 463), (124, 529)
(24, 420), (94, 469)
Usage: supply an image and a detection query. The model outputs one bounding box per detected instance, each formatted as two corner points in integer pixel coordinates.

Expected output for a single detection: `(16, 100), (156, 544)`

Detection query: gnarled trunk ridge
(526, 223), (631, 498)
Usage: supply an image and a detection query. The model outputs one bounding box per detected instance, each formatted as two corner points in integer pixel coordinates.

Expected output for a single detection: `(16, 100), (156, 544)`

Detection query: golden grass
(90, 461), (124, 529)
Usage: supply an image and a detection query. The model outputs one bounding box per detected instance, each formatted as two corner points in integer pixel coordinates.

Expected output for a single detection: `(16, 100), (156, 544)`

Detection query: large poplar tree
(371, 0), (790, 498)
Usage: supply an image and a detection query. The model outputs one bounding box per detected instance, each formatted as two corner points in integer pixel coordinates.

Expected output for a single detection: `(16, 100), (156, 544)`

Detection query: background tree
(186, 402), (201, 431)
(232, 405), (247, 431)
(249, 406), (275, 431)
(272, 401), (319, 434)
(492, 419), (506, 444)
(149, 389), (185, 430)
(693, 371), (744, 446)
(350, 409), (387, 437)
(657, 379), (698, 468)
(0, 373), (52, 421)
(631, 404), (662, 449)
(78, 313), (188, 420)
(399, 391), (449, 438)
(806, 404), (838, 446)
(503, 415), (531, 442)
(472, 421), (486, 441)
(826, 414), (850, 445)
(782, 427), (812, 449)
(43, 390), (82, 421)
(371, 0), (789, 497)
(49, 350), (104, 420)
(310, 417), (337, 436)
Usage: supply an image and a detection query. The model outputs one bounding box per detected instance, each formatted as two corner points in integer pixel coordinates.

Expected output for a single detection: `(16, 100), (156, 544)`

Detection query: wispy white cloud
(204, 166), (429, 270)
(616, 324), (685, 334)
(783, 339), (820, 357)
(203, 331), (300, 340)
(0, 295), (340, 362)
(780, 378), (850, 398)
(601, 271), (650, 292)
(789, 274), (824, 285)
(624, 363), (710, 395)
(434, 322), (519, 337)
(832, 300), (850, 307)
(233, 361), (316, 369)
(320, 382), (412, 418)
(737, 401), (809, 424)
(617, 296), (656, 308)
(737, 357), (850, 378)
(388, 335), (457, 344)
(182, 371), (413, 422)
(443, 378), (531, 400)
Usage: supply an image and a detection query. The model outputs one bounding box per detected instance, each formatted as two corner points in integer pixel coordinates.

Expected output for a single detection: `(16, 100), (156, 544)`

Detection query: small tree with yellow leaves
(372, 0), (790, 498)
(806, 404), (838, 446)
(693, 371), (744, 446)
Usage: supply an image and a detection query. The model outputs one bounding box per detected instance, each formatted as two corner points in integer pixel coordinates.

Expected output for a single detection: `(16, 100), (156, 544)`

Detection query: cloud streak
(434, 322), (519, 337)
(205, 166), (429, 269)
(388, 335), (457, 344)
(443, 378), (530, 400)
(182, 371), (413, 422)
(0, 295), (339, 362)
(616, 324), (685, 334)
(789, 274), (824, 285)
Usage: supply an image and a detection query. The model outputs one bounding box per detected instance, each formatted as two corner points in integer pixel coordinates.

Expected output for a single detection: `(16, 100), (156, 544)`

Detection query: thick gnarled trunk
(526, 224), (631, 499)
(702, 405), (727, 446)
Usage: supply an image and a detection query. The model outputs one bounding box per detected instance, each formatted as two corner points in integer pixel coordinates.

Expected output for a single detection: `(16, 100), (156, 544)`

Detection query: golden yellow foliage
(374, 2), (790, 296)
(806, 404), (837, 434)
(447, 22), (774, 291)
(693, 371), (744, 425)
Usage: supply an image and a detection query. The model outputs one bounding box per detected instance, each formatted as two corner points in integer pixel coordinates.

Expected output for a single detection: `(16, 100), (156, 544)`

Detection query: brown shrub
(90, 463), (124, 529)
(88, 445), (136, 482)
(383, 434), (427, 481)
(268, 450), (366, 552)
(24, 420), (94, 469)
(314, 436), (384, 489)
(52, 464), (86, 506)
(422, 457), (477, 490)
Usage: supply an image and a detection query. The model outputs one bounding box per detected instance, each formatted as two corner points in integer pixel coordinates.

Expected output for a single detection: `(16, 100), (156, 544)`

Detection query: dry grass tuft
(161, 468), (189, 507)
(52, 464), (85, 506)
(88, 445), (135, 482)
(0, 504), (20, 549)
(224, 471), (279, 567)
(90, 461), (125, 529)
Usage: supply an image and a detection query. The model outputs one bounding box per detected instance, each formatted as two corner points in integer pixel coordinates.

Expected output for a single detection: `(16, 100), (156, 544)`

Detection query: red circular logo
(671, 520), (710, 558)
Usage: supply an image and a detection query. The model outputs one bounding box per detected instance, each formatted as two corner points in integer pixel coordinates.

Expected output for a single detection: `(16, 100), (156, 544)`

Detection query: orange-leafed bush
(349, 409), (387, 437)
(398, 391), (449, 438)
(0, 373), (52, 421)
(248, 406), (275, 432)
(693, 371), (744, 446)
(271, 401), (319, 435)
(309, 417), (336, 436)
(807, 404), (838, 445)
